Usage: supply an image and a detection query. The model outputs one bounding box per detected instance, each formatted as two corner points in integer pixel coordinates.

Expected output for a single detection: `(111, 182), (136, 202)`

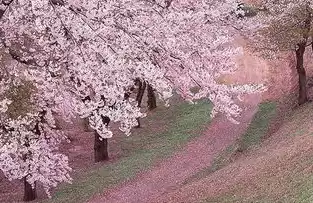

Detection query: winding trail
(88, 94), (262, 203)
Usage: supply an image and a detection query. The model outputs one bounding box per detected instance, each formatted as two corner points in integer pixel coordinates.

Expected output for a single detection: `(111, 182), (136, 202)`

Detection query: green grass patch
(200, 102), (313, 203)
(201, 186), (272, 203)
(183, 144), (237, 185)
(201, 191), (250, 203)
(296, 176), (313, 203)
(202, 165), (313, 203)
(193, 102), (313, 203)
(292, 155), (313, 203)
(183, 101), (277, 186)
(202, 195), (272, 203)
(205, 144), (236, 174)
(237, 101), (277, 152)
(43, 100), (212, 203)
(201, 183), (274, 203)
(202, 193), (242, 203)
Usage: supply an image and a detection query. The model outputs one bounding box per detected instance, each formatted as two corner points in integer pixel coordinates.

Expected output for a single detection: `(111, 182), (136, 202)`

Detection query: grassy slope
(42, 100), (212, 203)
(201, 102), (313, 203)
(237, 101), (277, 151)
(183, 101), (277, 185)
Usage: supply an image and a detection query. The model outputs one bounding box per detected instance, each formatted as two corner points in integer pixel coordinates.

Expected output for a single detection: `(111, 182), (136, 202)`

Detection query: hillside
(155, 102), (313, 203)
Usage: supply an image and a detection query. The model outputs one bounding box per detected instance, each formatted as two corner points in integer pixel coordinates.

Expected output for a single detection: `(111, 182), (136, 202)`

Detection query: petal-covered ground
(88, 94), (261, 203)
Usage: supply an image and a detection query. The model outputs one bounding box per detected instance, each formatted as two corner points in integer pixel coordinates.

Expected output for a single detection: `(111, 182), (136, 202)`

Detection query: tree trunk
(295, 6), (311, 105)
(83, 118), (90, 131)
(82, 96), (92, 131)
(83, 118), (88, 131)
(147, 84), (157, 110)
(135, 117), (141, 128)
(136, 79), (146, 108)
(94, 133), (109, 162)
(135, 79), (146, 128)
(94, 116), (110, 162)
(295, 43), (308, 105)
(23, 177), (36, 202)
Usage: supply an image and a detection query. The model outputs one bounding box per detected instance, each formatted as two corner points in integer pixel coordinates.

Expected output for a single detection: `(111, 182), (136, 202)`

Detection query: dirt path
(88, 94), (262, 203)
(153, 106), (313, 203)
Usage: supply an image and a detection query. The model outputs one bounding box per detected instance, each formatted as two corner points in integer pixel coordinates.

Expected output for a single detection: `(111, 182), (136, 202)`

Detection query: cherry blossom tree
(0, 0), (264, 200)
(0, 65), (72, 201)
(240, 0), (313, 105)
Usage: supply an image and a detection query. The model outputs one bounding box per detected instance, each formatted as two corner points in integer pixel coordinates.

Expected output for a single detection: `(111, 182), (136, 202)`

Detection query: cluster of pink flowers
(0, 0), (264, 198)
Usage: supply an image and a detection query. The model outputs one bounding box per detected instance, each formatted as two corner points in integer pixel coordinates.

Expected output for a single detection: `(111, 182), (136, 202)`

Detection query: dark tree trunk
(22, 117), (42, 201)
(94, 133), (109, 162)
(147, 84), (157, 110)
(82, 96), (92, 131)
(136, 79), (146, 108)
(296, 43), (308, 105)
(23, 177), (36, 202)
(294, 6), (311, 105)
(135, 79), (146, 128)
(83, 118), (90, 131)
(94, 116), (110, 162)
(135, 117), (141, 128)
